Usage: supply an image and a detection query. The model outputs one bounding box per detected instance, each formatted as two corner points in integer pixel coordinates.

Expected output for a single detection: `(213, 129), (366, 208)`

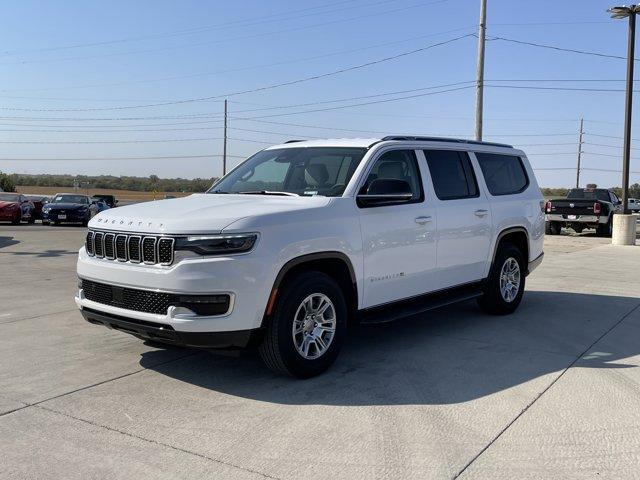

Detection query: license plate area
(58, 214), (67, 219)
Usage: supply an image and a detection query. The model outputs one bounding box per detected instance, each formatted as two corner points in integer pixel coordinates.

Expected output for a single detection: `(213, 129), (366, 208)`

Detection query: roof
(266, 136), (514, 150)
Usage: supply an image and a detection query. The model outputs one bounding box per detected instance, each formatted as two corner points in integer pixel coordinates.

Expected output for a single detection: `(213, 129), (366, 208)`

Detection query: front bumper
(80, 307), (257, 348)
(43, 210), (88, 222)
(545, 214), (606, 224)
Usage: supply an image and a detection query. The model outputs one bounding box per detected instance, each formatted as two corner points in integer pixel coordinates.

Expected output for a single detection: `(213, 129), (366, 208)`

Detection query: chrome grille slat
(87, 230), (174, 265)
(104, 233), (116, 259)
(93, 232), (104, 257)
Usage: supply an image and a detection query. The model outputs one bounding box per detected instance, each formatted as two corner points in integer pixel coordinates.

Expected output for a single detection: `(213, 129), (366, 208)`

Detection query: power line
(0, 154), (245, 161)
(1, 0), (380, 55)
(1, 1), (451, 66)
(0, 35), (473, 112)
(486, 84), (640, 93)
(0, 137), (224, 144)
(487, 35), (634, 61)
(229, 127), (324, 139)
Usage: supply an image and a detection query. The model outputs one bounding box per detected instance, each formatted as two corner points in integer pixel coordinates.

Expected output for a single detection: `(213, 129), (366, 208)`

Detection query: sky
(1, 0), (638, 187)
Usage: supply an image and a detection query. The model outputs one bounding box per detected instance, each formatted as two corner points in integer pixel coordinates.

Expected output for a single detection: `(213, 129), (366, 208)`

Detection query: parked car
(42, 193), (95, 226)
(0, 193), (35, 224)
(92, 194), (118, 208)
(76, 136), (544, 378)
(628, 198), (640, 212)
(544, 185), (623, 237)
(90, 198), (110, 213)
(25, 195), (50, 220)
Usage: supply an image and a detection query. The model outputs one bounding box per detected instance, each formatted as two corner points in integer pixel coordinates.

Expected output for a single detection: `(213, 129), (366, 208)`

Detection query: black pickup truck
(544, 185), (623, 237)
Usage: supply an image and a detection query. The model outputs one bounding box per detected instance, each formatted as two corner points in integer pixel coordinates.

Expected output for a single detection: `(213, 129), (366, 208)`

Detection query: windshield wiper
(236, 190), (299, 197)
(208, 189), (230, 194)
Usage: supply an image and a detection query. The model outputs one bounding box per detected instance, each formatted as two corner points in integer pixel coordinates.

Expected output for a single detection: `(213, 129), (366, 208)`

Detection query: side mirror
(356, 178), (413, 207)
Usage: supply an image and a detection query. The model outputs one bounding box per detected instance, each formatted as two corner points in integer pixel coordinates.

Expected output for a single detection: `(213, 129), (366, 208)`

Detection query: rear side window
(423, 150), (478, 200)
(475, 152), (529, 196)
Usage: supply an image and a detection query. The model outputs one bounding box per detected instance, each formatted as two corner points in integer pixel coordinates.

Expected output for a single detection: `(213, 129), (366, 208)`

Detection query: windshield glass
(0, 193), (20, 202)
(52, 194), (88, 204)
(566, 189), (610, 202)
(208, 147), (367, 196)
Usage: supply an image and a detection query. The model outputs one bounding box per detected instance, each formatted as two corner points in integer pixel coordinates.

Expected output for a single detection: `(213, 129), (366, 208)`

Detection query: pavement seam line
(0, 351), (200, 418)
(452, 301), (640, 480)
(34, 404), (281, 480)
(0, 308), (78, 325)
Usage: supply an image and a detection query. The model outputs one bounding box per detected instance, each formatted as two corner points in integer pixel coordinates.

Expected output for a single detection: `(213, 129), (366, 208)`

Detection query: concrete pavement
(1, 225), (639, 479)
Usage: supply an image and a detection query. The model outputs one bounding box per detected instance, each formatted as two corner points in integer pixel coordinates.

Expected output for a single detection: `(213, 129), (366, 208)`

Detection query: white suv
(76, 136), (545, 377)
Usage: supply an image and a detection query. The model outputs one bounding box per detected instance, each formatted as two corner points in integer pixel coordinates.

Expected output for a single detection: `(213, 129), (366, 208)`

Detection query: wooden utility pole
(474, 0), (487, 141)
(576, 117), (584, 188)
(222, 99), (228, 176)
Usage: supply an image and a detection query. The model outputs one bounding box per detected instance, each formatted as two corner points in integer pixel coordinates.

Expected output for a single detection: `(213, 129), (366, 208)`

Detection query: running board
(359, 281), (484, 325)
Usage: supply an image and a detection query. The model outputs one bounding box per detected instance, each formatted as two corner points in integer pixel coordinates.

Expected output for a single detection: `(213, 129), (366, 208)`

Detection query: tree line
(1, 173), (218, 193)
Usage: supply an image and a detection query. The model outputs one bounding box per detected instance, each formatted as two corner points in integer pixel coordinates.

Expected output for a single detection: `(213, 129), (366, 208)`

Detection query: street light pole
(621, 11), (636, 215)
(475, 0), (487, 141)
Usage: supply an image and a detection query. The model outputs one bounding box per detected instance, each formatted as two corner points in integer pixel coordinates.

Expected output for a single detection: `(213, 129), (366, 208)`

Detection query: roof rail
(380, 135), (513, 149)
(284, 139), (305, 144)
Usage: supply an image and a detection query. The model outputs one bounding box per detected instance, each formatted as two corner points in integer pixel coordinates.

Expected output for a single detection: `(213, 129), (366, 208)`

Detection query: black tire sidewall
(482, 244), (526, 315)
(270, 271), (347, 378)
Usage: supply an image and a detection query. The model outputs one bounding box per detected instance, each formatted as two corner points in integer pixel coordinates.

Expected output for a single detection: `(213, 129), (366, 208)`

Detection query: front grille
(104, 233), (115, 259)
(142, 237), (156, 263)
(85, 231), (94, 255)
(93, 232), (104, 257)
(81, 279), (231, 316)
(115, 235), (127, 261)
(86, 230), (175, 266)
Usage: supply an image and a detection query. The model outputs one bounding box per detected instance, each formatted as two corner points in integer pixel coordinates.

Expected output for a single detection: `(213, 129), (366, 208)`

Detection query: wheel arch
(490, 227), (530, 274)
(263, 252), (358, 326)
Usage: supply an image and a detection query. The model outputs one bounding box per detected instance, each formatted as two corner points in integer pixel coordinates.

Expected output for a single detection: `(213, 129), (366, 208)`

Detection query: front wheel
(477, 243), (526, 315)
(545, 221), (561, 235)
(258, 271), (347, 378)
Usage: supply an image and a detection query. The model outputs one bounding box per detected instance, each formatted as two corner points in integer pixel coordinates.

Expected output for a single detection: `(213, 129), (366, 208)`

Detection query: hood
(0, 201), (19, 209)
(46, 202), (88, 210)
(89, 193), (332, 234)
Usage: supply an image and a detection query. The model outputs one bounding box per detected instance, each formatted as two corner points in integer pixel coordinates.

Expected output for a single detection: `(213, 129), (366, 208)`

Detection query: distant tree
(0, 171), (16, 192)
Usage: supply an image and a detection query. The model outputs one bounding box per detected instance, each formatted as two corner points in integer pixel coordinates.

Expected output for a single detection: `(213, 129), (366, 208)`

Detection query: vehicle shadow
(142, 291), (640, 406)
(0, 236), (19, 249)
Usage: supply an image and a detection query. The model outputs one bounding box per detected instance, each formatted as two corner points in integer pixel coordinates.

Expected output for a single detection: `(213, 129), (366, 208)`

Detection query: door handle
(474, 209), (489, 217)
(414, 216), (432, 225)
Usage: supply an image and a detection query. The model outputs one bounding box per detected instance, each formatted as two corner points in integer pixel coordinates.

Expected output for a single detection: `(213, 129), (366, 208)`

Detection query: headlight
(174, 233), (257, 256)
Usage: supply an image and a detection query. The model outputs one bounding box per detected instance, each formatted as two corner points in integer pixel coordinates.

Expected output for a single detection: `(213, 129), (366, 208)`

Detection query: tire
(573, 226), (583, 234)
(596, 217), (613, 238)
(27, 215), (35, 224)
(477, 243), (526, 315)
(545, 221), (561, 235)
(258, 271), (347, 378)
(11, 214), (20, 225)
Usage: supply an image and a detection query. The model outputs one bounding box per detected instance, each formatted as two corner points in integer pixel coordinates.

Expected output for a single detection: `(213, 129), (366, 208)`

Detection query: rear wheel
(11, 212), (20, 225)
(258, 271), (347, 378)
(477, 243), (526, 315)
(596, 217), (613, 237)
(545, 221), (561, 235)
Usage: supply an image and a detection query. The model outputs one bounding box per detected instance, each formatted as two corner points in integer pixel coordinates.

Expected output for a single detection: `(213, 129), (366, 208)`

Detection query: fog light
(174, 295), (231, 316)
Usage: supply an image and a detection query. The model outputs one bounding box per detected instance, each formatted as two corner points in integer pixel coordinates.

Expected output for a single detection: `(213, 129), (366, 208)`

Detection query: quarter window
(475, 152), (529, 196)
(424, 150), (478, 200)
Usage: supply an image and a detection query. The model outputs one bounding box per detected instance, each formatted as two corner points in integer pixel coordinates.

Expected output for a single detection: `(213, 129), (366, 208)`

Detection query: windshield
(0, 193), (20, 202)
(52, 194), (88, 204)
(566, 189), (610, 202)
(208, 147), (367, 197)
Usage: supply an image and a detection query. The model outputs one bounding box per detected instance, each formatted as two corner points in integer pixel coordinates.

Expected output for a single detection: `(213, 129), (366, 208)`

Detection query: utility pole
(474, 0), (487, 141)
(576, 117), (584, 188)
(222, 99), (228, 176)
(621, 11), (636, 214)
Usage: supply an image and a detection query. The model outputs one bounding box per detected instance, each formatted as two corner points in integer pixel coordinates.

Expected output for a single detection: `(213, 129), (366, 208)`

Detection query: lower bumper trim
(527, 252), (544, 275)
(81, 307), (257, 349)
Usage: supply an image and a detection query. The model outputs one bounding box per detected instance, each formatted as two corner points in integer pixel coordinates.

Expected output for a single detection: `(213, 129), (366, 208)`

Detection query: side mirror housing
(356, 178), (414, 207)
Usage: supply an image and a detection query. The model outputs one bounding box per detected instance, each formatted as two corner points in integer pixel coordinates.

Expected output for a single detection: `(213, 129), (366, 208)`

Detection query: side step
(359, 281), (484, 325)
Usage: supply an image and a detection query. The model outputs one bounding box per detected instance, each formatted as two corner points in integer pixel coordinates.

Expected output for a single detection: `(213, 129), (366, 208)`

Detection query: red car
(0, 193), (35, 224)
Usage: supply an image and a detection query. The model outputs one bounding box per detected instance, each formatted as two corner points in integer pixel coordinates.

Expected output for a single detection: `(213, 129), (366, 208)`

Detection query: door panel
(358, 149), (437, 308)
(421, 149), (493, 288)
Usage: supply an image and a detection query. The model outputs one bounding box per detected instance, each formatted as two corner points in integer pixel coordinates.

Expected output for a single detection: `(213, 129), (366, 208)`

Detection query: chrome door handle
(474, 209), (489, 217)
(414, 216), (432, 225)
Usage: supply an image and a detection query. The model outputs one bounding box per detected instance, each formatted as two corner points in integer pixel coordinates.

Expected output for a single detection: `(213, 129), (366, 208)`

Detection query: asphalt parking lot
(1, 224), (639, 479)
